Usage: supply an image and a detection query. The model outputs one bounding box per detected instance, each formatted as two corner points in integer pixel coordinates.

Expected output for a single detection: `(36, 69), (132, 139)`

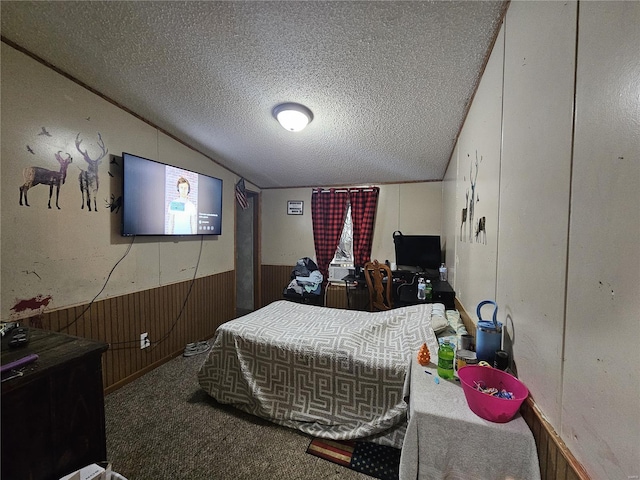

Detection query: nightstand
(1, 328), (108, 480)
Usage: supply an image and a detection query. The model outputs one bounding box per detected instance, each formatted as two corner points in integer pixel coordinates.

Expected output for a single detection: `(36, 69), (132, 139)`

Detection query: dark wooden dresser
(1, 328), (108, 480)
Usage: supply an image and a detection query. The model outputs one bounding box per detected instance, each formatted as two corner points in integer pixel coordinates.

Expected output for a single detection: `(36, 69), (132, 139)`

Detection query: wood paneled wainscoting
(25, 270), (235, 393)
(261, 264), (369, 309)
(261, 265), (293, 307)
(520, 399), (590, 480)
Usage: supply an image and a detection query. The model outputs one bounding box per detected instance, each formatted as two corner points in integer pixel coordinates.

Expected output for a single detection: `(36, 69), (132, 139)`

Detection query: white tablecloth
(399, 358), (540, 480)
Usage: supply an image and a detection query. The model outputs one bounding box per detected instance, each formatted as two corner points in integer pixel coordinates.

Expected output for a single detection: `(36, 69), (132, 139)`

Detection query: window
(332, 204), (353, 264)
(328, 204), (353, 281)
(312, 186), (378, 282)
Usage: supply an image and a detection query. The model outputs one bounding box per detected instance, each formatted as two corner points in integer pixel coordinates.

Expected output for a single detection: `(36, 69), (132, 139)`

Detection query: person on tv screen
(168, 177), (197, 234)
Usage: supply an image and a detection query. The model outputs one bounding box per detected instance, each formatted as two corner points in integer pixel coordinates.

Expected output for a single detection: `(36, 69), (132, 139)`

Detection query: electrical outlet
(140, 332), (150, 349)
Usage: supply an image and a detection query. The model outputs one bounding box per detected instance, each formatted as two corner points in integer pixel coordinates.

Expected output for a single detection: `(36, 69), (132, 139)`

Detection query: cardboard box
(59, 463), (112, 480)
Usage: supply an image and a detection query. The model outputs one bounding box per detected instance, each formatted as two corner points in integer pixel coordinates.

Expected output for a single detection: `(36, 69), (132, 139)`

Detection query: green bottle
(425, 279), (433, 300)
(437, 340), (455, 379)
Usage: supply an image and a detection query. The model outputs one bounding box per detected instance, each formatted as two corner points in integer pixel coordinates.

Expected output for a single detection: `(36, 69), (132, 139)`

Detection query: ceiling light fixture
(272, 102), (313, 132)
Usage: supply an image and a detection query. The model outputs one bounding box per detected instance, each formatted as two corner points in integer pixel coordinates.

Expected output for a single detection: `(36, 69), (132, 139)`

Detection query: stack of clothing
(285, 257), (323, 296)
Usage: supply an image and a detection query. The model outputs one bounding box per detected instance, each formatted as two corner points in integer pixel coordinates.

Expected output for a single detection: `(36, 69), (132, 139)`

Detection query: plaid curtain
(350, 187), (379, 267)
(311, 188), (349, 282)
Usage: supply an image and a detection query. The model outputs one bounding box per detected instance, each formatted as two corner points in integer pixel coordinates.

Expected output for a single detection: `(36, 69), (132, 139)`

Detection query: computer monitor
(393, 232), (442, 274)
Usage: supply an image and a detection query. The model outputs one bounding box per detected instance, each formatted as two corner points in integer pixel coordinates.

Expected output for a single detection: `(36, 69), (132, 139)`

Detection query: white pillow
(431, 313), (448, 334)
(431, 303), (446, 316)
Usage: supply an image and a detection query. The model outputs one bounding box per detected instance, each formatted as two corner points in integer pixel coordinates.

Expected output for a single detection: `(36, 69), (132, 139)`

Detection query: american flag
(235, 178), (249, 210)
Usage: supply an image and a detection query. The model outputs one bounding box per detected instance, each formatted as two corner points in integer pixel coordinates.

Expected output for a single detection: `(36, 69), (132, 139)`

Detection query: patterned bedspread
(197, 300), (438, 448)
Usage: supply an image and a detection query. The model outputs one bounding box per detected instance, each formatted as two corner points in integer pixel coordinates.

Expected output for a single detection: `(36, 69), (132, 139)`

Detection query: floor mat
(306, 438), (400, 480)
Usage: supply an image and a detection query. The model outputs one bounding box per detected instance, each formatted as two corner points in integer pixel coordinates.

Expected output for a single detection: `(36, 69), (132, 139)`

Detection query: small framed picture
(287, 200), (304, 215)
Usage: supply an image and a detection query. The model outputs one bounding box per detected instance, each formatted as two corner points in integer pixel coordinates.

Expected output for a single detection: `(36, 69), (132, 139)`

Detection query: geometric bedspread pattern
(198, 301), (439, 448)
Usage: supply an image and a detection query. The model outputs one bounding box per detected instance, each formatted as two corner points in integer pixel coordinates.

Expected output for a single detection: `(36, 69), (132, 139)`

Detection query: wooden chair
(363, 260), (393, 311)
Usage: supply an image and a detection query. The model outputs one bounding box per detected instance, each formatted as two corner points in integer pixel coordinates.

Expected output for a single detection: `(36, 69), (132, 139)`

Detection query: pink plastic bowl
(458, 365), (529, 423)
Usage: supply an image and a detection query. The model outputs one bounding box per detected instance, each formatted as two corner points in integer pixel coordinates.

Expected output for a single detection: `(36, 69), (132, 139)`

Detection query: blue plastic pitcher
(475, 300), (502, 364)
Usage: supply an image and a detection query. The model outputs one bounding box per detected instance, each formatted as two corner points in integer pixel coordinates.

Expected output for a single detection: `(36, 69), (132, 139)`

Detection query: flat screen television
(121, 152), (223, 236)
(392, 232), (442, 273)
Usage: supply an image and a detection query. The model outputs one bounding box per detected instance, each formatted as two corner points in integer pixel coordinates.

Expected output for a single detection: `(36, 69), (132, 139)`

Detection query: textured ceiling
(0, 1), (507, 189)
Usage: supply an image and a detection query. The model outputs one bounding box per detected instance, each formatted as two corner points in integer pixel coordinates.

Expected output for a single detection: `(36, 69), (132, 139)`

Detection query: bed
(197, 300), (441, 448)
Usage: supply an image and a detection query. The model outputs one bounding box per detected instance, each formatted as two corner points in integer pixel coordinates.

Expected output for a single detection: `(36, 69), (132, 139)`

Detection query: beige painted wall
(499, 0), (576, 427)
(261, 188), (315, 265)
(1, 44), (237, 320)
(442, 2), (639, 478)
(451, 22), (503, 307)
(563, 1), (640, 477)
(261, 183), (442, 266)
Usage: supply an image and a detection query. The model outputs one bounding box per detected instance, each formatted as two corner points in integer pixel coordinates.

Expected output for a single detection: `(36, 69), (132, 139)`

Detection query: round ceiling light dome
(273, 102), (313, 132)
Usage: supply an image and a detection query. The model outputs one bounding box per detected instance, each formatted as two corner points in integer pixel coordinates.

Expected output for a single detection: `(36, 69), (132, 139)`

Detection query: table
(399, 358), (540, 480)
(393, 276), (456, 310)
(339, 273), (456, 311)
(1, 327), (108, 480)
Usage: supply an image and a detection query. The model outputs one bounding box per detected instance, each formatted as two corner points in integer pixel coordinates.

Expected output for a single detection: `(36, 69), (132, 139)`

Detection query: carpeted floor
(104, 342), (372, 480)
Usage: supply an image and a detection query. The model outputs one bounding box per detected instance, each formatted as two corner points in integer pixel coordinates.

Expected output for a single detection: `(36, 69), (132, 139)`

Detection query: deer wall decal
(475, 216), (487, 244)
(76, 132), (108, 212)
(468, 151), (480, 242)
(106, 194), (122, 214)
(460, 190), (468, 241)
(19, 151), (73, 209)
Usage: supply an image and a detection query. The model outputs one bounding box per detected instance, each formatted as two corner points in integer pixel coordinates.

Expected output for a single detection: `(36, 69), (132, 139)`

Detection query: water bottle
(439, 263), (448, 282)
(425, 279), (433, 300)
(437, 340), (455, 379)
(417, 278), (426, 300)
